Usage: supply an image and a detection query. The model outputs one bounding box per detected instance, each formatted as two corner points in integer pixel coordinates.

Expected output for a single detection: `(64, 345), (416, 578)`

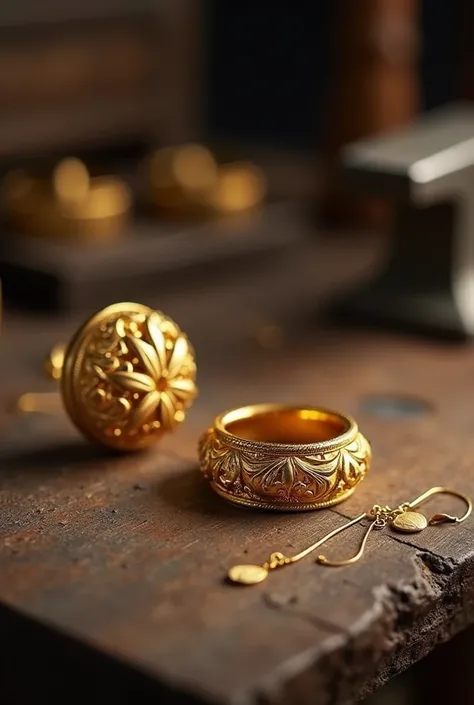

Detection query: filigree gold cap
(60, 302), (197, 451)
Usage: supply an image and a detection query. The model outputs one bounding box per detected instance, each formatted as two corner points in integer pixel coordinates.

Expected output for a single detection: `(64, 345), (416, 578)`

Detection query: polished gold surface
(227, 564), (269, 585)
(199, 404), (371, 511)
(208, 162), (266, 213)
(2, 158), (131, 241)
(53, 157), (90, 203)
(147, 143), (218, 217)
(227, 486), (472, 585)
(43, 343), (66, 380)
(391, 511), (427, 533)
(146, 144), (266, 219)
(149, 143), (218, 193)
(60, 302), (197, 451)
(15, 391), (63, 414)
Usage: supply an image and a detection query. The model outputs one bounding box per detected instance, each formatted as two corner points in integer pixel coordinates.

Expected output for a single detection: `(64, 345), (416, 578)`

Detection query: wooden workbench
(1, 227), (474, 705)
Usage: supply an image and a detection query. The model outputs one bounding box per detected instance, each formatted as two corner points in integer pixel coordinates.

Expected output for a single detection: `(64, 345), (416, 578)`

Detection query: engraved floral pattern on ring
(198, 423), (371, 510)
(239, 449), (336, 502)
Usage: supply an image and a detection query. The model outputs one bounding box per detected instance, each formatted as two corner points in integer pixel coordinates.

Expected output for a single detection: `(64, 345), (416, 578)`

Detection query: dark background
(207, 0), (460, 148)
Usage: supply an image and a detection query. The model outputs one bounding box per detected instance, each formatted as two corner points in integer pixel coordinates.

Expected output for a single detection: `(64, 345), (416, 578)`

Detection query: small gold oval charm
(228, 564), (268, 585)
(392, 511), (428, 533)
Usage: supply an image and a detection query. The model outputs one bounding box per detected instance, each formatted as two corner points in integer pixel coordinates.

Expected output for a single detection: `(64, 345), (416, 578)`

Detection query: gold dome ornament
(52, 303), (197, 450)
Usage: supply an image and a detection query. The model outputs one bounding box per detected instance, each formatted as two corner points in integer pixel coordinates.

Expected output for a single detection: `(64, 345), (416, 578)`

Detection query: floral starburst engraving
(239, 451), (336, 501)
(95, 311), (197, 434)
(198, 429), (370, 508)
(338, 434), (371, 489)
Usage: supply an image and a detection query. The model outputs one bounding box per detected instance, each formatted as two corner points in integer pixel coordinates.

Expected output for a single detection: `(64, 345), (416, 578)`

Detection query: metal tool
(335, 103), (474, 339)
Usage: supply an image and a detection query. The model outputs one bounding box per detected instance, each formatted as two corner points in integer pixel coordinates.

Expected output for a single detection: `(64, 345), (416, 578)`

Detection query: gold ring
(198, 404), (371, 511)
(57, 302), (197, 451)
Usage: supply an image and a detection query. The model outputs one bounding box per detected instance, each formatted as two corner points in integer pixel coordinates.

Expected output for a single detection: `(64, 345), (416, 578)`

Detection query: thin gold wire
(228, 486), (472, 584)
(407, 486), (472, 524)
(316, 519), (377, 567)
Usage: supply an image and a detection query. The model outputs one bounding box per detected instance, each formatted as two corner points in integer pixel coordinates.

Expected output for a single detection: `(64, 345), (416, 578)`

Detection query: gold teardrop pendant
(392, 511), (428, 533)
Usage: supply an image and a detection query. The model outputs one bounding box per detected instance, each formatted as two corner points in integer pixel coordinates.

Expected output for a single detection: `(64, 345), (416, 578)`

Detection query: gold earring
(228, 486), (471, 585)
(17, 302), (198, 451)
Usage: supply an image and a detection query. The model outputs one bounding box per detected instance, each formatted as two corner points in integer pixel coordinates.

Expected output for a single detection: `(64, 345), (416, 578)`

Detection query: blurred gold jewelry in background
(17, 302), (198, 451)
(43, 342), (66, 380)
(2, 157), (131, 241)
(207, 162), (266, 213)
(145, 143), (267, 219)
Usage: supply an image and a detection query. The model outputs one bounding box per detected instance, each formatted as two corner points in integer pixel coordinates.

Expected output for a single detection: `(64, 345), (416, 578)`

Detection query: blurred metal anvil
(336, 103), (474, 340)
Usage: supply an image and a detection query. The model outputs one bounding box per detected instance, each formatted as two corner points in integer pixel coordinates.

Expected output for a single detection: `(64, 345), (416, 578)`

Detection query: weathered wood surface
(1, 232), (474, 705)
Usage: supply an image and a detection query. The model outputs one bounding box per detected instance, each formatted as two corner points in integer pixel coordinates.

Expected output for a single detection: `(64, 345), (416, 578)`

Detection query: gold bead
(228, 564), (269, 585)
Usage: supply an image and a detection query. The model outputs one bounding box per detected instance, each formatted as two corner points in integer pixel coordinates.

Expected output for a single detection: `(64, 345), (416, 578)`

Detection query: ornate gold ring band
(199, 404), (371, 511)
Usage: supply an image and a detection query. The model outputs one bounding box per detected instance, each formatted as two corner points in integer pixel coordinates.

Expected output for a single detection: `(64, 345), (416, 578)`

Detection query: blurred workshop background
(0, 1), (473, 702)
(0, 0), (470, 314)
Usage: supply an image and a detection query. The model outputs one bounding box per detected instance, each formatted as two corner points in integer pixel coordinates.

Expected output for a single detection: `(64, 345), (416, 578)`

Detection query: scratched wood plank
(1, 238), (474, 705)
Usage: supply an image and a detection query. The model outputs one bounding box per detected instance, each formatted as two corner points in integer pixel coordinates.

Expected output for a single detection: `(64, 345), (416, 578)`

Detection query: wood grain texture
(1, 232), (473, 705)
